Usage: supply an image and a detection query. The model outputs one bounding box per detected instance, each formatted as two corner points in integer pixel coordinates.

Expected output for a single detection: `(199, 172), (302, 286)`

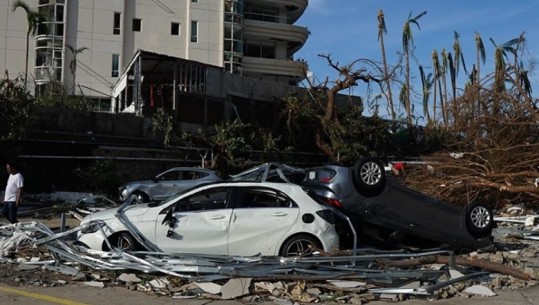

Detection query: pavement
(0, 283), (537, 305)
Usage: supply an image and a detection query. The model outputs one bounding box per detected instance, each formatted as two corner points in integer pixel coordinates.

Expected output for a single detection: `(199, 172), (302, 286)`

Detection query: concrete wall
(32, 106), (152, 139)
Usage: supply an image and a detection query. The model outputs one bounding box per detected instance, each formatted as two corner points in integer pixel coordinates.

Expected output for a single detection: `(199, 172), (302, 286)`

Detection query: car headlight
(80, 220), (107, 234)
(119, 185), (134, 199)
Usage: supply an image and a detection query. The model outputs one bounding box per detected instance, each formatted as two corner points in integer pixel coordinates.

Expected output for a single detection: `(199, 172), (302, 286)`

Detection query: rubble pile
(0, 214), (538, 304)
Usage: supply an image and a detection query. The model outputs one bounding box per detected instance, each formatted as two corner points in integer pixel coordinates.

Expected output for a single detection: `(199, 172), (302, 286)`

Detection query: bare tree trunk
(377, 255), (531, 281)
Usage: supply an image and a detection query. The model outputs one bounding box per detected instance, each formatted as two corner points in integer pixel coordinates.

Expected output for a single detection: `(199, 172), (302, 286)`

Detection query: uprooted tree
(279, 54), (402, 164)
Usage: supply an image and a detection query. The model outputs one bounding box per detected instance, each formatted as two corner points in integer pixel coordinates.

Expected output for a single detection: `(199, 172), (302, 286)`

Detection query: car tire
(352, 157), (386, 196)
(117, 232), (139, 251)
(280, 234), (321, 257)
(133, 192), (150, 203)
(465, 202), (494, 237)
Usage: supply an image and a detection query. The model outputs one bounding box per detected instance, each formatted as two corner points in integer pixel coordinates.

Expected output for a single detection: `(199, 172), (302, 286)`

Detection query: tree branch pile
(405, 71), (539, 207)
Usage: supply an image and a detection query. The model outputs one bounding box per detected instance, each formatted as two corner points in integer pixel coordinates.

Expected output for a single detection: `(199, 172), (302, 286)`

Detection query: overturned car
(302, 158), (495, 251)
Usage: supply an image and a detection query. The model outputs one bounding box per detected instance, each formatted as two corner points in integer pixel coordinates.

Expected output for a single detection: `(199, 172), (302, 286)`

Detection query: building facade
(0, 0), (308, 110)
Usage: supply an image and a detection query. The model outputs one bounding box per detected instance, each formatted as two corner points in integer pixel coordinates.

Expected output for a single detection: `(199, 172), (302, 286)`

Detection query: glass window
(171, 22), (180, 35)
(190, 20), (198, 42)
(182, 170), (208, 180)
(158, 170), (180, 181)
(55, 23), (63, 36)
(191, 0), (198, 2)
(111, 54), (119, 77)
(237, 188), (293, 208)
(132, 18), (142, 32)
(113, 12), (121, 35)
(176, 188), (230, 212)
(55, 5), (64, 22)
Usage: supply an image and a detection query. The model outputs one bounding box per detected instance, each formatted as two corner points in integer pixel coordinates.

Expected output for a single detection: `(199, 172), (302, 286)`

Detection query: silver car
(118, 167), (223, 202)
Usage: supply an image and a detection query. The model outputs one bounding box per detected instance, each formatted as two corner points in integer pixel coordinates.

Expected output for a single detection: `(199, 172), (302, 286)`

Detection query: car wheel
(465, 202), (494, 237)
(280, 234), (321, 257)
(117, 232), (139, 251)
(353, 157), (386, 196)
(133, 192), (150, 204)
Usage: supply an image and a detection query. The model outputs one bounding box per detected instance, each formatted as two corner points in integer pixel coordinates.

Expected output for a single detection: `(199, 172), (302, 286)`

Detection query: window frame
(236, 187), (296, 209)
(175, 187), (230, 212)
(113, 12), (121, 35)
(190, 20), (198, 42)
(111, 54), (119, 77)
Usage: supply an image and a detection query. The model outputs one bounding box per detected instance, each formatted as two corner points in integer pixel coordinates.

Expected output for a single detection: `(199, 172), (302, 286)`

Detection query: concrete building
(0, 0), (309, 112)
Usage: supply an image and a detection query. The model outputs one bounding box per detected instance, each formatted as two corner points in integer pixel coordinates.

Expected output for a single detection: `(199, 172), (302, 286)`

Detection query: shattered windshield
(228, 163), (305, 184)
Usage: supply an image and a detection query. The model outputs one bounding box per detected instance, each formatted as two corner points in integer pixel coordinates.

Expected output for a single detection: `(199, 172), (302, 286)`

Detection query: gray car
(119, 167), (223, 202)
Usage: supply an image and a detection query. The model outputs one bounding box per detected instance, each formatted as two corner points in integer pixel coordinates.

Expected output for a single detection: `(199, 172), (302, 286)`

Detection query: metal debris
(0, 212), (537, 304)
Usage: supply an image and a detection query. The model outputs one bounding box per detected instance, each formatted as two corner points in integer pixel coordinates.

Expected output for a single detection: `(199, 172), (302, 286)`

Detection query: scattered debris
(463, 285), (497, 297)
(0, 200), (538, 304)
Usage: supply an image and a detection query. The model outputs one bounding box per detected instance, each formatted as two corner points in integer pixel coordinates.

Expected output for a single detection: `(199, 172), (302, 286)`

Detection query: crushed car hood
(83, 203), (152, 222)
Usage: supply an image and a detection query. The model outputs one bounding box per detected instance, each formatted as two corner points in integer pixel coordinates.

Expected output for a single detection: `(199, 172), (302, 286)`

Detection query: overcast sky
(295, 0), (538, 115)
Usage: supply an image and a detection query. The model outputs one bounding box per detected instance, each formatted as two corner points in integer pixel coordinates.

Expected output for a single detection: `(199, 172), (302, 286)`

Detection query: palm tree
(474, 32), (486, 116)
(377, 9), (396, 122)
(12, 0), (48, 89)
(451, 31), (467, 122)
(402, 10), (427, 128)
(474, 32), (486, 86)
(431, 50), (446, 126)
(452, 31), (467, 77)
(419, 65), (433, 123)
(490, 33), (530, 108)
(447, 52), (459, 124)
(66, 45), (88, 95)
(440, 49), (449, 126)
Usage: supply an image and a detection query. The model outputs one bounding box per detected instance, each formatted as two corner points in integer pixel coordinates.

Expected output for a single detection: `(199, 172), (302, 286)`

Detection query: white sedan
(77, 182), (340, 257)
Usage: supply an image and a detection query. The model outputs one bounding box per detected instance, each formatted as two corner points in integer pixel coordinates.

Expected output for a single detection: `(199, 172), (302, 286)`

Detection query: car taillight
(321, 197), (343, 208)
(316, 210), (336, 224)
(320, 177), (332, 183)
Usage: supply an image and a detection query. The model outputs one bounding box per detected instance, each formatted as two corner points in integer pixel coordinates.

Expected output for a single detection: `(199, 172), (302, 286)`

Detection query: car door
(227, 187), (300, 256)
(151, 169), (182, 200)
(154, 187), (233, 255)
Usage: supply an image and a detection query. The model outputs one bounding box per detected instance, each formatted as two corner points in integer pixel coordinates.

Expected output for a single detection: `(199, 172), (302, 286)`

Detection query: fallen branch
(376, 254), (530, 281)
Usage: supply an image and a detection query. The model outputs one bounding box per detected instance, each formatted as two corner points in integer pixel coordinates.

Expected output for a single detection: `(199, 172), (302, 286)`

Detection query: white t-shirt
(4, 173), (24, 202)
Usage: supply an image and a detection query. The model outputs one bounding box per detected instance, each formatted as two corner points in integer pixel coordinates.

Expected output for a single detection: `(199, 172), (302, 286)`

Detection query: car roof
(228, 162), (305, 182)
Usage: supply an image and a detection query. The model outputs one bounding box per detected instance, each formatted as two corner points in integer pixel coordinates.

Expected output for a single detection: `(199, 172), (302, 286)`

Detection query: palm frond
(475, 32), (486, 64)
(377, 9), (387, 41)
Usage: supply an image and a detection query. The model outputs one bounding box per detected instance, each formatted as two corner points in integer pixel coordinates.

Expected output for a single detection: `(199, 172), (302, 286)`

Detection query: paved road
(0, 283), (537, 305)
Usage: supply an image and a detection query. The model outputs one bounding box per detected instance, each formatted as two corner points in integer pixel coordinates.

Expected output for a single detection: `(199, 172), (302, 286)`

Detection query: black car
(302, 157), (495, 251)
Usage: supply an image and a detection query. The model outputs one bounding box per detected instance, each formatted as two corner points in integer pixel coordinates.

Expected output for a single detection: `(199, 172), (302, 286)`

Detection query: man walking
(2, 161), (24, 224)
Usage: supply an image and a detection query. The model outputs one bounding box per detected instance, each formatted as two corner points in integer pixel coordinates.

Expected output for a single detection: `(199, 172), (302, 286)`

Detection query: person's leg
(7, 202), (17, 224)
(2, 203), (8, 220)
(10, 203), (18, 223)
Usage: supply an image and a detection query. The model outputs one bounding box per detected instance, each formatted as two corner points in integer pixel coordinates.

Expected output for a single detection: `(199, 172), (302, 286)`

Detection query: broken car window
(237, 188), (294, 208)
(175, 188), (230, 212)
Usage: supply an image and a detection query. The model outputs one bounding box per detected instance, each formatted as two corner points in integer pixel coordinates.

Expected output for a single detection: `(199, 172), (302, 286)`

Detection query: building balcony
(245, 0), (307, 23)
(241, 56), (305, 78)
(243, 19), (308, 56)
